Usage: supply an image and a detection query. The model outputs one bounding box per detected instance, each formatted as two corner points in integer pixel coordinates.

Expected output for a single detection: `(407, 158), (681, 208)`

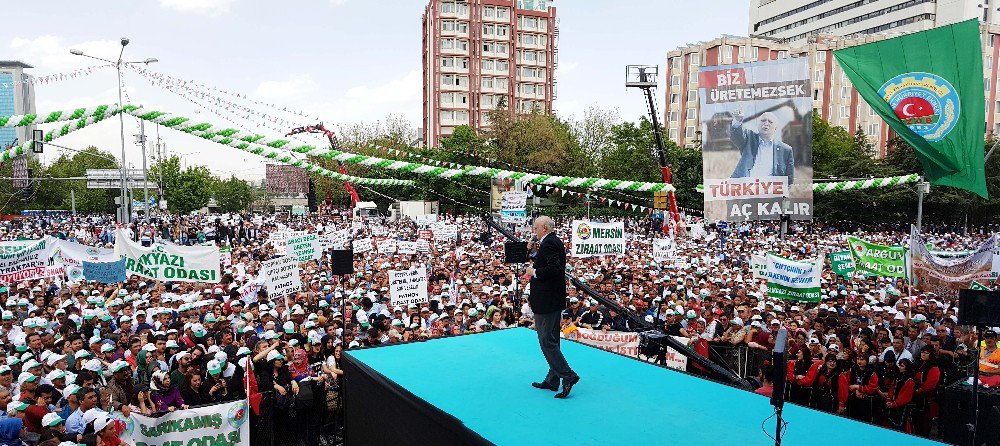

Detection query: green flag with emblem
(833, 19), (987, 198)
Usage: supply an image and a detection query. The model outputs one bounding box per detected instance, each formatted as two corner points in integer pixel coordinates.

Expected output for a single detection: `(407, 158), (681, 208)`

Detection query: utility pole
(70, 189), (76, 214)
(136, 120), (150, 218)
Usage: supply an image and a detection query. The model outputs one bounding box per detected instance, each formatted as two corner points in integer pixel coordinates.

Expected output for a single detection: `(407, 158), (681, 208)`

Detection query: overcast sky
(10, 0), (747, 182)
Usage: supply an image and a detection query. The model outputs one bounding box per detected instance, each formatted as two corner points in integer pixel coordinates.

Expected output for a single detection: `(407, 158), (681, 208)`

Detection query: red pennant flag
(245, 359), (263, 415)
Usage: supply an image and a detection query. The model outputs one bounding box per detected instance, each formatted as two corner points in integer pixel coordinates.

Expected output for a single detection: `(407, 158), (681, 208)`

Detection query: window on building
(668, 128), (678, 139)
(687, 89), (697, 101)
(721, 45), (731, 63)
(670, 93), (680, 103)
(686, 125), (696, 136)
(482, 59), (495, 71)
(496, 78), (509, 92)
(482, 77), (494, 89)
(840, 105), (850, 119)
(987, 56), (993, 70)
(688, 71), (697, 83)
(738, 45), (747, 62)
(441, 92), (454, 104)
(671, 75), (681, 86)
(442, 57), (455, 68)
(867, 123), (879, 136)
(987, 78), (992, 92)
(815, 69), (824, 81)
(441, 39), (455, 50)
(690, 53), (700, 66)
(814, 88), (823, 100)
(840, 86), (850, 98)
(483, 23), (495, 36)
(669, 111), (679, 121)
(497, 60), (509, 72)
(497, 7), (509, 19)
(778, 50), (788, 59)
(816, 51), (826, 63)
(686, 107), (696, 118)
(671, 57), (681, 69)
(483, 6), (495, 18)
(751, 46), (759, 61)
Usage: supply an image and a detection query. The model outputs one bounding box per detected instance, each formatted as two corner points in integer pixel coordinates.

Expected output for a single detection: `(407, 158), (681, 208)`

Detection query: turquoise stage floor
(347, 328), (943, 446)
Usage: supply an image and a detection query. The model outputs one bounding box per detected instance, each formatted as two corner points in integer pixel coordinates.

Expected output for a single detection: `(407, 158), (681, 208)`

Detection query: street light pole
(70, 37), (157, 224)
(136, 119), (150, 218)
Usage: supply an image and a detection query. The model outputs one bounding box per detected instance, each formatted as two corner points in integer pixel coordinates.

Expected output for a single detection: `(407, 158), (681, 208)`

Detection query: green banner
(846, 236), (907, 278)
(829, 251), (855, 278)
(765, 254), (823, 302)
(970, 281), (991, 290)
(834, 19), (987, 198)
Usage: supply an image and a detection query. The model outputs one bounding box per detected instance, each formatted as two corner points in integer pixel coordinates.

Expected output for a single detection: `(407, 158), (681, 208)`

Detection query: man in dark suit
(524, 216), (579, 398)
(729, 109), (795, 184)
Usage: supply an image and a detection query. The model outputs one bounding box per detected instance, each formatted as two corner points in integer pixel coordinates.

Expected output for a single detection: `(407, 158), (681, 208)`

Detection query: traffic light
(31, 129), (43, 154)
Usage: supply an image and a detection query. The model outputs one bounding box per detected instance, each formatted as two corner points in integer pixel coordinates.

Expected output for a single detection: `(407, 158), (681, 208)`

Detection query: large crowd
(0, 208), (996, 445)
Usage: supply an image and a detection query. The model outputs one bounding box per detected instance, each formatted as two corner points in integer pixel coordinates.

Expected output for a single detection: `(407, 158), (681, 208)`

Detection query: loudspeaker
(504, 242), (528, 264)
(331, 249), (354, 276)
(958, 289), (1000, 326)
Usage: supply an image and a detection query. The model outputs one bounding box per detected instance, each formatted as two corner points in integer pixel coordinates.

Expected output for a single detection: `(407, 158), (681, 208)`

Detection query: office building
(0, 61), (36, 150)
(751, 0), (1000, 46)
(421, 0), (558, 148)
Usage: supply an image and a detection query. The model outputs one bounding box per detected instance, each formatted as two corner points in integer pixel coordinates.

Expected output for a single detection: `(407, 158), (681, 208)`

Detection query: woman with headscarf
(289, 349), (313, 382)
(149, 371), (186, 413)
(0, 418), (24, 446)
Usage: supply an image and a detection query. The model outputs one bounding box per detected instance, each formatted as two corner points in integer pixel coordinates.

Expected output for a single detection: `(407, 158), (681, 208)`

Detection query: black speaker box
(331, 249), (354, 276)
(958, 289), (1000, 326)
(504, 242), (528, 264)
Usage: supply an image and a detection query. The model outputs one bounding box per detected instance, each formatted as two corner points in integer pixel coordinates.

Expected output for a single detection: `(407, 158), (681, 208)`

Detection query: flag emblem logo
(879, 72), (960, 142)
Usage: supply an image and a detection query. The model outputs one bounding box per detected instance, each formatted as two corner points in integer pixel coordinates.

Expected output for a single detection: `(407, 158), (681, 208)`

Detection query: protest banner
(219, 245), (232, 268)
(322, 230), (349, 250)
(261, 256), (301, 297)
(82, 259), (127, 283)
(353, 238), (373, 254)
(413, 214), (438, 226)
(700, 58), (813, 221)
(51, 240), (117, 267)
(970, 281), (991, 291)
(909, 226), (996, 296)
(571, 220), (625, 257)
(500, 191), (528, 223)
(237, 278), (266, 305)
(829, 251), (856, 278)
(397, 241), (418, 255)
(0, 238), (56, 284)
(433, 224), (459, 242)
(378, 239), (398, 255)
(285, 233), (321, 262)
(574, 328), (688, 371)
(418, 230), (433, 241)
(0, 240), (35, 255)
(652, 239), (676, 262)
(750, 255), (767, 280)
(415, 240), (431, 253)
(765, 253), (823, 302)
(846, 236), (907, 279)
(115, 229), (220, 283)
(123, 399), (250, 446)
(389, 267), (428, 307)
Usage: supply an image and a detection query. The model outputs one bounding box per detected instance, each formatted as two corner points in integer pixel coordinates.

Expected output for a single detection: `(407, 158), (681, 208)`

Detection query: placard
(571, 220), (625, 257)
(389, 267), (428, 307)
(115, 229), (220, 283)
(124, 399), (249, 446)
(377, 239), (398, 255)
(261, 256), (302, 298)
(352, 238), (373, 254)
(397, 241), (418, 255)
(285, 233), (321, 262)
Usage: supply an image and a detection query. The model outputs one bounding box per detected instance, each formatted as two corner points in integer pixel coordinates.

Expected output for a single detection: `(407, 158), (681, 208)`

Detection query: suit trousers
(534, 310), (577, 387)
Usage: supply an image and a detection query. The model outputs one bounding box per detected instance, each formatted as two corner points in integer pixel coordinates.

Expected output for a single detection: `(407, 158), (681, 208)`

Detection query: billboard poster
(265, 164), (308, 195)
(699, 58), (813, 221)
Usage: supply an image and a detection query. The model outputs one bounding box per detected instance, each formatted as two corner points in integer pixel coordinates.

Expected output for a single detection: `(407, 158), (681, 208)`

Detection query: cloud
(343, 69), (421, 104)
(158, 0), (237, 17)
(558, 61), (579, 75)
(9, 36), (121, 72)
(330, 0), (349, 6)
(253, 75), (318, 100)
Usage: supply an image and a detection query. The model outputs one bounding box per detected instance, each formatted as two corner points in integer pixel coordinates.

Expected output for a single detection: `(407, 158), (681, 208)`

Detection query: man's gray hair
(535, 215), (554, 231)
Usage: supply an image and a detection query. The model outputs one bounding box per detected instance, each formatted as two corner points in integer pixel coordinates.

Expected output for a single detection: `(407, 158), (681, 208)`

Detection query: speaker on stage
(958, 289), (1000, 326)
(331, 249), (354, 276)
(504, 242), (528, 264)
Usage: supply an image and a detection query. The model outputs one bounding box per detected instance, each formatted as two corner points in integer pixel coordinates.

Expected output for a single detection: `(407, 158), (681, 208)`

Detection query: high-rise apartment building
(666, 2), (1000, 156)
(422, 0), (557, 148)
(751, 0), (1000, 46)
(0, 61), (36, 150)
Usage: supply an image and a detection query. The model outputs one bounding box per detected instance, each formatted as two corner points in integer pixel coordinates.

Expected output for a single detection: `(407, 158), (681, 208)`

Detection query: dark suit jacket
(729, 121), (795, 183)
(528, 233), (567, 315)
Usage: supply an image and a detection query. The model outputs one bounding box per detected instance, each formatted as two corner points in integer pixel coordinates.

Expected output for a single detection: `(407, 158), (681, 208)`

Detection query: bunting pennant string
(0, 64), (113, 89)
(127, 65), (323, 123)
(123, 107), (678, 193)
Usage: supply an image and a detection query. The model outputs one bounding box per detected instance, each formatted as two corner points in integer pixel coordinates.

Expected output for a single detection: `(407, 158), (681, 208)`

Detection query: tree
(213, 176), (256, 213)
(33, 147), (118, 213)
(150, 156), (213, 214)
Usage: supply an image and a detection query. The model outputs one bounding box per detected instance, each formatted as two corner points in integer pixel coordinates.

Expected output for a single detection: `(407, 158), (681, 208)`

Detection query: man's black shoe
(555, 376), (580, 399)
(532, 382), (559, 391)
